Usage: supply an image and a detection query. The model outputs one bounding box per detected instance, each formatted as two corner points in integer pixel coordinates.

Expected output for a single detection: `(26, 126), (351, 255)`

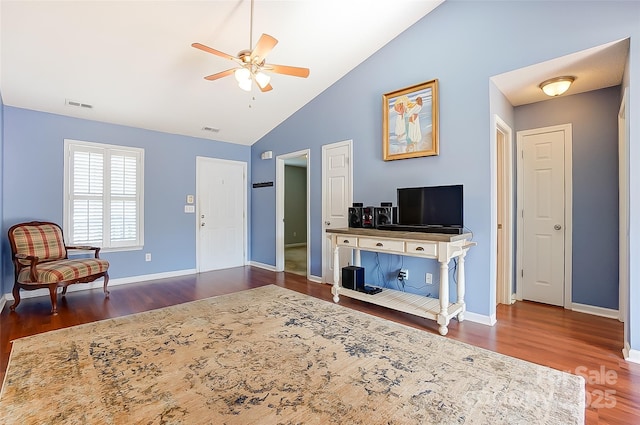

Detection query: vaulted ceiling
(0, 0), (443, 145)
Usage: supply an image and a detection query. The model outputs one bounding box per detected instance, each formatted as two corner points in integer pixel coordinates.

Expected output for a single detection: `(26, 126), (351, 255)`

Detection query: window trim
(63, 139), (145, 251)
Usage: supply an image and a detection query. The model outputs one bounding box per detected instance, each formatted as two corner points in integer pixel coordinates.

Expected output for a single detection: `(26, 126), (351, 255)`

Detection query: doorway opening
(276, 150), (310, 277)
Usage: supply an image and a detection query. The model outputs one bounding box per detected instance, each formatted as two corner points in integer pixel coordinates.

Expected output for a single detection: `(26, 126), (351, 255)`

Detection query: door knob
(554, 224), (562, 230)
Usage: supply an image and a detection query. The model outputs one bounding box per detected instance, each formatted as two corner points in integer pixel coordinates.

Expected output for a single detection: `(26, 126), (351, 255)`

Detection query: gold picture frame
(383, 79), (439, 161)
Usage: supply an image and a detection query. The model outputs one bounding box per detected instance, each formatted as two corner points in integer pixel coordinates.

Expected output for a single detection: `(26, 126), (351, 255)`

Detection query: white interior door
(322, 140), (352, 283)
(495, 115), (514, 306)
(196, 157), (246, 272)
(518, 126), (569, 306)
(497, 128), (506, 304)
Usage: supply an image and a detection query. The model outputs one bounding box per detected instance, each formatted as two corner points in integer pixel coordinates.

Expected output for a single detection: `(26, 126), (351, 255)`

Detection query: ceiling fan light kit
(254, 71), (271, 89)
(234, 67), (251, 83)
(192, 0), (309, 93)
(238, 78), (253, 92)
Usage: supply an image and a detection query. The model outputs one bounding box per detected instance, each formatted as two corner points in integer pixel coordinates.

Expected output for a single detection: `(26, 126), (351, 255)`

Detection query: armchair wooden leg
(9, 283), (21, 312)
(103, 273), (110, 298)
(48, 285), (59, 315)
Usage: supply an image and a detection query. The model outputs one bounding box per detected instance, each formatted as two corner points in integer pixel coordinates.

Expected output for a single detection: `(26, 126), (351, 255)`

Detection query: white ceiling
(492, 38), (629, 106)
(0, 0), (443, 146)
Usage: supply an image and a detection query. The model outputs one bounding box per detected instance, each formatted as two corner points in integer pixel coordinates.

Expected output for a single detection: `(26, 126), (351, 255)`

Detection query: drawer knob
(376, 242), (383, 247)
(415, 246), (425, 251)
(343, 239), (350, 243)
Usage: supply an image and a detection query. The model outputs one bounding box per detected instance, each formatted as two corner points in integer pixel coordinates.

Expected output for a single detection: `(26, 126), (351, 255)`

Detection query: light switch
(186, 195), (194, 204)
(184, 205), (195, 213)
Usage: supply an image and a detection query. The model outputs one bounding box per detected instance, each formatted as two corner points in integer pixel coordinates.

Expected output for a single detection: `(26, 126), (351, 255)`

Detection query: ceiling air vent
(202, 126), (220, 133)
(65, 99), (93, 109)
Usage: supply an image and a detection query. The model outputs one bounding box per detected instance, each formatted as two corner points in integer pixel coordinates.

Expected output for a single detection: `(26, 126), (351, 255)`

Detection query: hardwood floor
(2, 266), (639, 424)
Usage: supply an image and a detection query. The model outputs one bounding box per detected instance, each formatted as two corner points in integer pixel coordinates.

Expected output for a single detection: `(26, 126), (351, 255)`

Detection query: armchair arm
(66, 245), (102, 258)
(14, 253), (40, 282)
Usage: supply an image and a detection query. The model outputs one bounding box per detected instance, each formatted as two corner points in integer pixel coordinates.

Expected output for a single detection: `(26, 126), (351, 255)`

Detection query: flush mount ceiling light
(539, 76), (575, 97)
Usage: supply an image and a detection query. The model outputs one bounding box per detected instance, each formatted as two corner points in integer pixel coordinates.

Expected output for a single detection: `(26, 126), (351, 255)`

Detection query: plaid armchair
(8, 221), (110, 314)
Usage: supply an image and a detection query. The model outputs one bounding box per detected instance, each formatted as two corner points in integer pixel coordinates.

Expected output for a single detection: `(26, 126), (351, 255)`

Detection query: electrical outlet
(145, 253), (152, 262)
(426, 273), (433, 284)
(399, 269), (408, 281)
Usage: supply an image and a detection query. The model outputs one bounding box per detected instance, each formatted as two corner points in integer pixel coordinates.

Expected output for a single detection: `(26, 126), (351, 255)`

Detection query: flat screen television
(397, 185), (463, 228)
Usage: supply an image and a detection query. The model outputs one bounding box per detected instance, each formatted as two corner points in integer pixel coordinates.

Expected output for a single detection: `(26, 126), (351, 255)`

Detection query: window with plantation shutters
(64, 140), (144, 250)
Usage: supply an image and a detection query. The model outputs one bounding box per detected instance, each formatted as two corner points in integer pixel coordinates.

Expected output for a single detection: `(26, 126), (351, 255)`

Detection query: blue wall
(250, 0), (640, 323)
(515, 87), (621, 309)
(2, 106), (251, 295)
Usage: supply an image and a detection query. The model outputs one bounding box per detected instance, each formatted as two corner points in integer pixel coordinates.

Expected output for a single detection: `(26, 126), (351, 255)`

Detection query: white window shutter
(64, 140), (144, 249)
(110, 153), (138, 244)
(71, 149), (104, 246)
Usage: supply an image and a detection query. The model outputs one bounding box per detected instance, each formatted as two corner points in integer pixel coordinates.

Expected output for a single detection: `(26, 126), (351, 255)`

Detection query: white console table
(326, 228), (475, 336)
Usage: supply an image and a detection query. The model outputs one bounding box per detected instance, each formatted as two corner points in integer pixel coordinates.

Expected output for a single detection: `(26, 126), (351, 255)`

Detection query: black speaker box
(342, 266), (364, 291)
(362, 206), (375, 228)
(374, 206), (393, 228)
(348, 207), (363, 228)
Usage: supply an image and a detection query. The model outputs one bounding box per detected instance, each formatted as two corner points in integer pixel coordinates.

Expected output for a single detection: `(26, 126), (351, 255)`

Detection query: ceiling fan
(192, 0), (310, 92)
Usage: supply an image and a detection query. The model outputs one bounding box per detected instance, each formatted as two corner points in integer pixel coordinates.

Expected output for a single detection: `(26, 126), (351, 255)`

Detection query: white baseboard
(249, 261), (277, 272)
(571, 303), (619, 319)
(623, 341), (640, 364)
(308, 275), (323, 283)
(463, 311), (497, 326)
(2, 269), (197, 302)
(248, 261), (321, 283)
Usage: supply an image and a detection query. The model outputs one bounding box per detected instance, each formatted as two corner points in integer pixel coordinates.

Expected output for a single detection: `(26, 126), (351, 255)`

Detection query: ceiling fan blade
(251, 34), (278, 62)
(192, 43), (237, 61)
(265, 64), (310, 78)
(259, 83), (273, 92)
(204, 69), (236, 81)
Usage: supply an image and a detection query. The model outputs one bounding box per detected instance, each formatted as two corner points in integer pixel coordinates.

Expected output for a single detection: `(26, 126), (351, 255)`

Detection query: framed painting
(382, 79), (439, 161)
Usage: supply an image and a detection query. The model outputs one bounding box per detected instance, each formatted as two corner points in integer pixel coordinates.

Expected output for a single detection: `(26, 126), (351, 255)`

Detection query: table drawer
(337, 236), (358, 247)
(406, 241), (438, 257)
(359, 238), (405, 253)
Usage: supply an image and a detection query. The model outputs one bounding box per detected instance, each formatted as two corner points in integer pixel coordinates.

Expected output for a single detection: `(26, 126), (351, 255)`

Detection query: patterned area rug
(0, 285), (584, 424)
